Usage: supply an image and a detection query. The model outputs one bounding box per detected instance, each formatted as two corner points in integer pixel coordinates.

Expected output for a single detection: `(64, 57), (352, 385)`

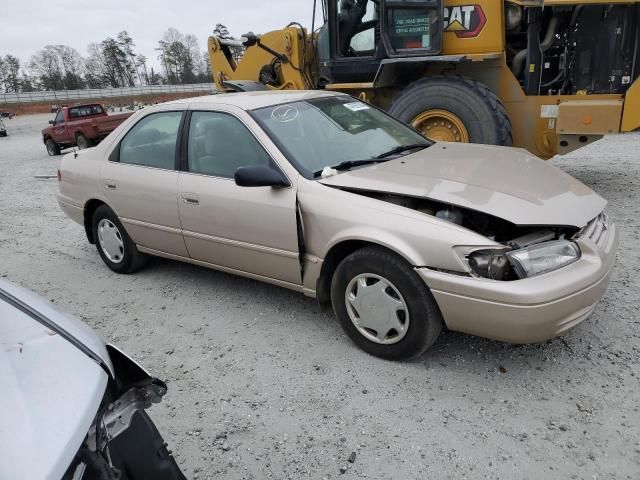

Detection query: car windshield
(251, 96), (431, 178)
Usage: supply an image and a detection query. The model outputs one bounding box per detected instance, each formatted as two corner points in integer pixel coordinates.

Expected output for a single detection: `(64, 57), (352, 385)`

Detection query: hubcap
(411, 109), (470, 143)
(345, 274), (410, 345)
(77, 137), (87, 149)
(97, 219), (125, 264)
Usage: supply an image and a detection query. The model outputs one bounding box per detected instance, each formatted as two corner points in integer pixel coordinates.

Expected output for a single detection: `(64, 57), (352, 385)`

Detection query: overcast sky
(1, 0), (321, 68)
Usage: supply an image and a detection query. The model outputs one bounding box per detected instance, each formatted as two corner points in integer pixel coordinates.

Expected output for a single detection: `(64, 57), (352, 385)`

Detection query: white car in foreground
(0, 279), (185, 480)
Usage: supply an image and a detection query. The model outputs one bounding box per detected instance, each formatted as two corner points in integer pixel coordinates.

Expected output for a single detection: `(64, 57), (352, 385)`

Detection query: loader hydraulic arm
(241, 32), (289, 64)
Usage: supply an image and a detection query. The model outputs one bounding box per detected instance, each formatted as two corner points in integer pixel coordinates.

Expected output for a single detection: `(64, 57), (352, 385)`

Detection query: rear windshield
(69, 105), (104, 118)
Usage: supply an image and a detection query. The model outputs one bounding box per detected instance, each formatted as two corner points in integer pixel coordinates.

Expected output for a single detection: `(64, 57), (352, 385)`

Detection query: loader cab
(316, 0), (444, 85)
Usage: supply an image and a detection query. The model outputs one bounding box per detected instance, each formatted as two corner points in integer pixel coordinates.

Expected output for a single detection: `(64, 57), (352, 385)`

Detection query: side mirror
(49, 120), (54, 125)
(234, 165), (290, 188)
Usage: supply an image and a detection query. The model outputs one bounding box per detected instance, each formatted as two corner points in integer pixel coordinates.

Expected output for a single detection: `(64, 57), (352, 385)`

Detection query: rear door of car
(100, 107), (188, 256)
(177, 105), (301, 286)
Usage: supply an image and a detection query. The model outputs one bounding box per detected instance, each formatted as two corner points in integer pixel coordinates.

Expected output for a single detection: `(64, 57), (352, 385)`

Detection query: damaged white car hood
(0, 280), (111, 480)
(319, 143), (606, 228)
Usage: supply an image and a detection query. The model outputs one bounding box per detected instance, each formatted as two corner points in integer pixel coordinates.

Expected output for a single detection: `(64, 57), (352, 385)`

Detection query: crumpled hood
(319, 143), (606, 228)
(0, 280), (112, 480)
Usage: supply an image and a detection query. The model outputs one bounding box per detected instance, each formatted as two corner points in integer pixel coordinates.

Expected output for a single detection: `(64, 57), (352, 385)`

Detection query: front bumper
(417, 220), (619, 344)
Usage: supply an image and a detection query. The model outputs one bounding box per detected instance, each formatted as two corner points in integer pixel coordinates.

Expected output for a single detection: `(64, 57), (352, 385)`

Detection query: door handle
(181, 193), (199, 205)
(104, 181), (117, 190)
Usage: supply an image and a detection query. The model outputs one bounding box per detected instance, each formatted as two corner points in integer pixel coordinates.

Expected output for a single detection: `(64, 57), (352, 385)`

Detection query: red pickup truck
(42, 104), (132, 156)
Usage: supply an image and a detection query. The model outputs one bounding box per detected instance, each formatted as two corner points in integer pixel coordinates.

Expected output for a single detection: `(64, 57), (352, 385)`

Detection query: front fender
(299, 180), (496, 272)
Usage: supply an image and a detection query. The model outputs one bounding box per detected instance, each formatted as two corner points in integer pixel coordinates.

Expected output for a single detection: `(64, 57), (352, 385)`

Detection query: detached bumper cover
(418, 221), (619, 344)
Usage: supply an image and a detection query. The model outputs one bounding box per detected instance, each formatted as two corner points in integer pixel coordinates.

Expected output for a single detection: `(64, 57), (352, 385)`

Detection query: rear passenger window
(119, 112), (183, 170)
(188, 111), (271, 178)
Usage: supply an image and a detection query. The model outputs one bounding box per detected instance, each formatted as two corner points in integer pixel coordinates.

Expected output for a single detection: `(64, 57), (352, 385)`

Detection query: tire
(45, 138), (61, 156)
(76, 134), (94, 150)
(331, 246), (443, 360)
(92, 205), (148, 274)
(388, 75), (513, 146)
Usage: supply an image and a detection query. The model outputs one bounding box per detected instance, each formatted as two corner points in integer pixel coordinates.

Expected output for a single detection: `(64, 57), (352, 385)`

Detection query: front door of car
(177, 110), (301, 286)
(51, 110), (66, 143)
(101, 110), (188, 257)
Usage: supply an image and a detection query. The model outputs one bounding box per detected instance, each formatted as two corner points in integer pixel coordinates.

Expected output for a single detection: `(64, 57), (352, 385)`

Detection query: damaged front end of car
(63, 345), (186, 480)
(346, 190), (591, 281)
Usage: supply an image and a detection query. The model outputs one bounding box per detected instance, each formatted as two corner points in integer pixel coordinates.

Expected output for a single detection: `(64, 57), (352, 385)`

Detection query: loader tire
(388, 75), (513, 146)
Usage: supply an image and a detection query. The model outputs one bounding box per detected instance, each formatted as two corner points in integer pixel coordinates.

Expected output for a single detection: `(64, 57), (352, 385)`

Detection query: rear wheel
(388, 75), (513, 146)
(92, 205), (148, 274)
(331, 246), (443, 360)
(76, 134), (94, 150)
(45, 138), (60, 156)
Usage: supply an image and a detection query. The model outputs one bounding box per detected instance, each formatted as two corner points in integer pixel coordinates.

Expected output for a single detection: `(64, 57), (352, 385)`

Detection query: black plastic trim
(179, 111), (192, 172)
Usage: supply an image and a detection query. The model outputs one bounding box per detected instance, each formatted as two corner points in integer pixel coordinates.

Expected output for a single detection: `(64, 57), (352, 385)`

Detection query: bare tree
(157, 28), (200, 84)
(29, 45), (85, 90)
(1, 55), (21, 92)
(118, 31), (142, 86)
(85, 42), (108, 88)
(136, 55), (150, 85)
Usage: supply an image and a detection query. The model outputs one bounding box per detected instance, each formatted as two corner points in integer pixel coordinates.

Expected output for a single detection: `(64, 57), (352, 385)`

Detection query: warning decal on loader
(444, 5), (486, 38)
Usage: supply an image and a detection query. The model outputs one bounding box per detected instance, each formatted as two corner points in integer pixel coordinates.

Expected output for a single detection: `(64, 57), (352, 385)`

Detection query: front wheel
(331, 246), (443, 360)
(92, 205), (148, 274)
(45, 138), (60, 156)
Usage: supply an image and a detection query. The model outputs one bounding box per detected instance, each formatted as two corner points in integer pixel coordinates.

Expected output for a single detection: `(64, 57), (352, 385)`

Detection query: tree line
(0, 24), (243, 93)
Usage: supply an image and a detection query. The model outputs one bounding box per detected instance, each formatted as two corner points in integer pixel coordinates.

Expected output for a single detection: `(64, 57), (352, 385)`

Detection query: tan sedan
(57, 91), (618, 359)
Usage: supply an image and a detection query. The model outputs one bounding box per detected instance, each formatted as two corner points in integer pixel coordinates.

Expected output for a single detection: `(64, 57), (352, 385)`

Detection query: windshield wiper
(313, 159), (389, 177)
(376, 143), (431, 159)
(313, 143), (431, 177)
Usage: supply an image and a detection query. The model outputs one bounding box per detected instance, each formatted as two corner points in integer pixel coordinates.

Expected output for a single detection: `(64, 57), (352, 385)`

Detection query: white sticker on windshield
(271, 105), (299, 123)
(343, 102), (370, 112)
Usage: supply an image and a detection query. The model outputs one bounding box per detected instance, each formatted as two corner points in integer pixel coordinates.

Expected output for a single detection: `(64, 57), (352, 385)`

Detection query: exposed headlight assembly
(466, 240), (580, 280)
(506, 240), (580, 279)
(468, 250), (511, 280)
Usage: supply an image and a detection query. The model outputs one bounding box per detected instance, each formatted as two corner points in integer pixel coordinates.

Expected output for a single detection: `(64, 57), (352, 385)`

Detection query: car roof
(160, 89), (349, 111)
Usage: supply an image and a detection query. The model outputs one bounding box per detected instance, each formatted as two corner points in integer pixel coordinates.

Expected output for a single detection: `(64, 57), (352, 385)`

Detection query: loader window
(337, 0), (379, 56)
(386, 7), (438, 51)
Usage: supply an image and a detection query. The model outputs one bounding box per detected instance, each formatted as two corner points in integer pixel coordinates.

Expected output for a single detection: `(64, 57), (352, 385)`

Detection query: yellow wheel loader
(209, 0), (640, 159)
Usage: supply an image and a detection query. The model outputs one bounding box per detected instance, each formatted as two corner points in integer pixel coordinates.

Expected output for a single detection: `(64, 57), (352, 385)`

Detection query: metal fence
(0, 84), (216, 105)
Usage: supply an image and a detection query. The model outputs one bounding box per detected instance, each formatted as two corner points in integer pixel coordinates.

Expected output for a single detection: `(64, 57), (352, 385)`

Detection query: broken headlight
(466, 240), (580, 280)
(468, 250), (512, 280)
(506, 240), (580, 278)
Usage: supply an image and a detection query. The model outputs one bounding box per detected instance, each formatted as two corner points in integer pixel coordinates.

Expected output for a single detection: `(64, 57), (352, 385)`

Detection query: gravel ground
(1, 114), (639, 480)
